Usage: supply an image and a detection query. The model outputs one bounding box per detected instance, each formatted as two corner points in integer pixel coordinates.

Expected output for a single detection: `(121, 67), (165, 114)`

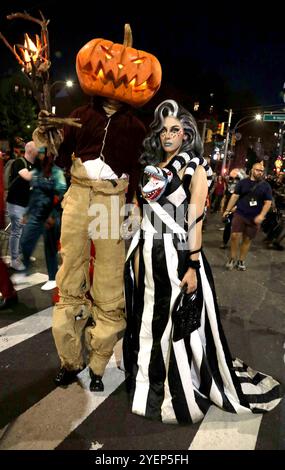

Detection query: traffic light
(205, 129), (213, 143)
(231, 134), (236, 146)
(217, 122), (225, 135)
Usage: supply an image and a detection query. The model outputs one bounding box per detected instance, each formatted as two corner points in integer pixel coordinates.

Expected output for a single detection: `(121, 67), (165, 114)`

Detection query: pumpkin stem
(123, 23), (133, 47)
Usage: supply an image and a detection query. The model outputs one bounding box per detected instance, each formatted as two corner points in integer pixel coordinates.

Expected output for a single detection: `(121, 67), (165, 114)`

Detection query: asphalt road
(0, 212), (284, 457)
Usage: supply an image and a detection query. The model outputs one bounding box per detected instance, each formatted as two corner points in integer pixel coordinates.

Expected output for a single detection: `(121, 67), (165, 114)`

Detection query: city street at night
(0, 213), (284, 452)
(1, 1), (285, 463)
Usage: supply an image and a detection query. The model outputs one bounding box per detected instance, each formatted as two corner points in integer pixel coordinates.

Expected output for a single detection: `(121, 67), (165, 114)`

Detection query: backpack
(4, 157), (27, 190)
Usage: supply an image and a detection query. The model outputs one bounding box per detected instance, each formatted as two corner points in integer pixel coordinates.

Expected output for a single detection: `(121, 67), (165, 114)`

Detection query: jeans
(43, 218), (60, 280)
(21, 214), (60, 280)
(7, 202), (27, 261)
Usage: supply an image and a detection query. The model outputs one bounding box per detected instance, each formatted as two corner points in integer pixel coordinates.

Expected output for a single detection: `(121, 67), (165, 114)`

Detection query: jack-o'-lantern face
(76, 38), (162, 107)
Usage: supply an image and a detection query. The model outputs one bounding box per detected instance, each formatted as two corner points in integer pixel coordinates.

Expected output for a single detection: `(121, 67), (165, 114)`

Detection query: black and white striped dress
(124, 153), (282, 424)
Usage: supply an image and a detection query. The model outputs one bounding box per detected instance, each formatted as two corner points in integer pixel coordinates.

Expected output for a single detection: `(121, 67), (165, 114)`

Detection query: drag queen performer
(124, 99), (282, 424)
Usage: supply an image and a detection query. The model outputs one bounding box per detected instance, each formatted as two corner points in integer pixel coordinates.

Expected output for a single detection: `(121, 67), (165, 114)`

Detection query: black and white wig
(139, 99), (203, 166)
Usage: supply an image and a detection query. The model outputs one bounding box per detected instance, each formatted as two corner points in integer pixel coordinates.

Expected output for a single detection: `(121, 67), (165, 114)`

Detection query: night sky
(1, 0), (285, 111)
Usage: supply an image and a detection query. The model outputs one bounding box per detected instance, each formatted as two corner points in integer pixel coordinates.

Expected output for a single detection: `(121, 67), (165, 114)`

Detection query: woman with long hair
(124, 99), (282, 424)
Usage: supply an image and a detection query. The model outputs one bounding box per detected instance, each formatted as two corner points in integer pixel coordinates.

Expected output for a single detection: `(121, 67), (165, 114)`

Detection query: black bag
(172, 285), (201, 342)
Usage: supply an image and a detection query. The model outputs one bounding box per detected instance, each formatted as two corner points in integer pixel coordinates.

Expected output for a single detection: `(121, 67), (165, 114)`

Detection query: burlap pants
(52, 158), (128, 376)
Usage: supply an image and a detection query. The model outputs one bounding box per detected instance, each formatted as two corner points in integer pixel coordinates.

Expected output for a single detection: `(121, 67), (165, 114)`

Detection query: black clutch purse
(172, 285), (201, 342)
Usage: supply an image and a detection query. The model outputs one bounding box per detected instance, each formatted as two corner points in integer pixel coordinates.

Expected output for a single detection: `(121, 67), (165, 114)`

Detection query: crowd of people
(1, 101), (283, 421)
(0, 142), (67, 311)
(207, 167), (285, 271)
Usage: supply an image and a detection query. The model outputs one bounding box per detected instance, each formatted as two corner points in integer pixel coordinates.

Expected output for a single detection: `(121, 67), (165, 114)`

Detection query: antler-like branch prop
(1, 10), (81, 157)
(6, 11), (49, 28)
(7, 10), (50, 60)
(0, 32), (23, 64)
(0, 11), (51, 110)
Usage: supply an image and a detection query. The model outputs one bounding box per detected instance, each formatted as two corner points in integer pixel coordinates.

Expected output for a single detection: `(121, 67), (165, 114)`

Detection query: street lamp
(232, 113), (262, 134)
(220, 113), (262, 175)
(230, 114), (262, 152)
(50, 80), (74, 114)
(50, 80), (74, 93)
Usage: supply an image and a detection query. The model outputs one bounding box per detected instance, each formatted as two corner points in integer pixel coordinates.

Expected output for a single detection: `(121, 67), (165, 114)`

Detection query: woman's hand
(180, 268), (197, 294)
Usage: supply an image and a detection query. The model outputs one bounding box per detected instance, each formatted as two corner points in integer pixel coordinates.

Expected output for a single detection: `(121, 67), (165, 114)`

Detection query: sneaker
(237, 260), (246, 271)
(11, 258), (26, 271)
(2, 255), (11, 266)
(10, 273), (29, 285)
(226, 259), (236, 270)
(41, 280), (57, 291)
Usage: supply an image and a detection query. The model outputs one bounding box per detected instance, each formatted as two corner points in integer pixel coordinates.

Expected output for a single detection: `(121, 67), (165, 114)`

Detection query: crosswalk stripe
(0, 308), (267, 451)
(0, 214), (283, 450)
(0, 296), (279, 450)
(0, 307), (52, 352)
(0, 348), (124, 450)
(189, 405), (262, 450)
(14, 272), (49, 291)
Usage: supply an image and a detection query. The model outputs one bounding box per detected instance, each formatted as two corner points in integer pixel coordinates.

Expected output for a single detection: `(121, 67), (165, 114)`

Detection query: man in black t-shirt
(6, 141), (38, 270)
(222, 162), (272, 271)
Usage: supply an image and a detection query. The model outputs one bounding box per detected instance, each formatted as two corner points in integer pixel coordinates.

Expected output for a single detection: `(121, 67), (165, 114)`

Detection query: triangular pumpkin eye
(97, 68), (105, 79)
(118, 64), (124, 69)
(132, 58), (145, 64)
(100, 45), (113, 59)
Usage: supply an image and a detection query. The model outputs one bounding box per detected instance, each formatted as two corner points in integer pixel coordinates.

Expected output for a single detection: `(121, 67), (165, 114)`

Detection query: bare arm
(18, 168), (33, 181)
(222, 193), (239, 217)
(181, 166), (208, 293)
(254, 200), (272, 225)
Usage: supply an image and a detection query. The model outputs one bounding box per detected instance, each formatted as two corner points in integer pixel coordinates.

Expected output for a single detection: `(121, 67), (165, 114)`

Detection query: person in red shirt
(210, 175), (226, 212)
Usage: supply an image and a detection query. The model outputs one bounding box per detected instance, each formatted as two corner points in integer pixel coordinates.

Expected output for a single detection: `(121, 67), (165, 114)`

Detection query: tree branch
(0, 32), (24, 64)
(6, 12), (48, 28)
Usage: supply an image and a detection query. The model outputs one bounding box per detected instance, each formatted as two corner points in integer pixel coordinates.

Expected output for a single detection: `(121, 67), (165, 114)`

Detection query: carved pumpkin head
(76, 29), (162, 107)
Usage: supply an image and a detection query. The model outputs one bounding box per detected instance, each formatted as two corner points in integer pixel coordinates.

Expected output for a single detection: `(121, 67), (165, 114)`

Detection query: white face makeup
(160, 116), (184, 156)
